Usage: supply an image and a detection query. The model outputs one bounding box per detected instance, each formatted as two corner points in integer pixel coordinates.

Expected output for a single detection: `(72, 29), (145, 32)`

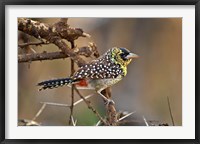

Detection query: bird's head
(111, 47), (139, 66)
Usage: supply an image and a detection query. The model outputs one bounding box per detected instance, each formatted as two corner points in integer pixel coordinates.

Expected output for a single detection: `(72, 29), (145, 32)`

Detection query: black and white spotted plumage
(37, 78), (73, 91)
(73, 49), (123, 81)
(37, 47), (138, 93)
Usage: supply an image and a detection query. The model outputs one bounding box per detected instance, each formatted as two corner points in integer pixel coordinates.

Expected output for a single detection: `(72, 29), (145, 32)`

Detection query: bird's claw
(104, 99), (115, 106)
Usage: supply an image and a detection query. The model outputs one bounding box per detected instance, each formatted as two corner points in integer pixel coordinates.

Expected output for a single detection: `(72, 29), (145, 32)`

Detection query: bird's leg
(97, 91), (115, 105)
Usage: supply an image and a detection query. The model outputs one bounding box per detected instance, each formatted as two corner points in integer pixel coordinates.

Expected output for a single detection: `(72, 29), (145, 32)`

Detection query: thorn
(82, 32), (91, 38)
(118, 111), (136, 122)
(95, 120), (101, 126)
(143, 115), (149, 126)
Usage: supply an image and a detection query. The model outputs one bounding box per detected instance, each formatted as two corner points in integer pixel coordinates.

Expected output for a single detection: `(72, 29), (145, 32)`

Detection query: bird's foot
(104, 99), (115, 106)
(97, 91), (115, 106)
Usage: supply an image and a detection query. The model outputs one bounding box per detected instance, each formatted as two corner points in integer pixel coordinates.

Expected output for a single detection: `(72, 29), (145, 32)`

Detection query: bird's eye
(118, 48), (129, 61)
(119, 52), (128, 61)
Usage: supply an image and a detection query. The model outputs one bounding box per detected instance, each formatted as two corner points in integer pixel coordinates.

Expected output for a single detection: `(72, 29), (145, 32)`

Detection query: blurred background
(18, 18), (182, 126)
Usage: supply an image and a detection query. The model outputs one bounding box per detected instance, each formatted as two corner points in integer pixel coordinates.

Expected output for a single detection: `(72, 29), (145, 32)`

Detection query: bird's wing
(72, 59), (122, 80)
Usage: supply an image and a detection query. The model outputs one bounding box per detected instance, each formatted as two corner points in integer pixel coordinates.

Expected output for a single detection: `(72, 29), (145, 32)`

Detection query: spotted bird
(37, 47), (138, 104)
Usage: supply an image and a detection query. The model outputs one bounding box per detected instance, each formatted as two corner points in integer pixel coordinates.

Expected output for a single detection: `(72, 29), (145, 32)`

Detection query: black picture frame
(1, 0), (199, 143)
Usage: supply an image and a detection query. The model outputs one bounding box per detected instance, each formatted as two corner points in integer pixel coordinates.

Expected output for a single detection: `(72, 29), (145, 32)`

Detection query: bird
(37, 47), (138, 104)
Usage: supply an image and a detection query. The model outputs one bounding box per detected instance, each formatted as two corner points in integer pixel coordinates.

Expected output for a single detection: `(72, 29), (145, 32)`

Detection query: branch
(18, 44), (98, 63)
(74, 87), (108, 126)
(18, 51), (66, 62)
(18, 32), (37, 54)
(18, 41), (49, 48)
(102, 88), (118, 125)
(18, 18), (87, 67)
(69, 41), (75, 125)
(167, 96), (175, 126)
(40, 94), (94, 107)
(18, 18), (117, 126)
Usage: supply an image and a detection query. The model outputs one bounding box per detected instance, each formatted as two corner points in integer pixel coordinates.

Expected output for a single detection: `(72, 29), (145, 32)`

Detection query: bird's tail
(37, 78), (74, 91)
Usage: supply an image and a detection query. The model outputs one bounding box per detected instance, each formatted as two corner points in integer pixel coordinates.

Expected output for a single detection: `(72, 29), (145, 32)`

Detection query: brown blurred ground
(18, 18), (182, 126)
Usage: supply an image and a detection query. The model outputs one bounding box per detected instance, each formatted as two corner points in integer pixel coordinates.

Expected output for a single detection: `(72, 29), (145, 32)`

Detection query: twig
(18, 44), (97, 63)
(18, 119), (41, 126)
(143, 115), (149, 126)
(73, 94), (94, 106)
(40, 94), (94, 107)
(18, 41), (49, 48)
(74, 87), (108, 126)
(32, 103), (47, 121)
(117, 111), (136, 122)
(167, 96), (175, 126)
(101, 88), (118, 125)
(40, 102), (70, 107)
(18, 18), (118, 126)
(18, 32), (37, 55)
(69, 41), (75, 125)
(18, 51), (67, 62)
(18, 18), (87, 67)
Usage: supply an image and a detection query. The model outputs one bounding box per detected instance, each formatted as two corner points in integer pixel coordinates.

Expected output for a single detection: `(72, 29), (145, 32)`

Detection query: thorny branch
(102, 88), (118, 125)
(74, 87), (108, 126)
(18, 18), (87, 67)
(69, 41), (75, 125)
(18, 41), (49, 48)
(19, 94), (94, 126)
(18, 44), (98, 63)
(40, 94), (94, 108)
(18, 18), (117, 126)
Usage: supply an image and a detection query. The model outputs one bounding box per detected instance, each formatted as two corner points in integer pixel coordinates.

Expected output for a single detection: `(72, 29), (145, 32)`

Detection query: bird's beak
(126, 53), (139, 59)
